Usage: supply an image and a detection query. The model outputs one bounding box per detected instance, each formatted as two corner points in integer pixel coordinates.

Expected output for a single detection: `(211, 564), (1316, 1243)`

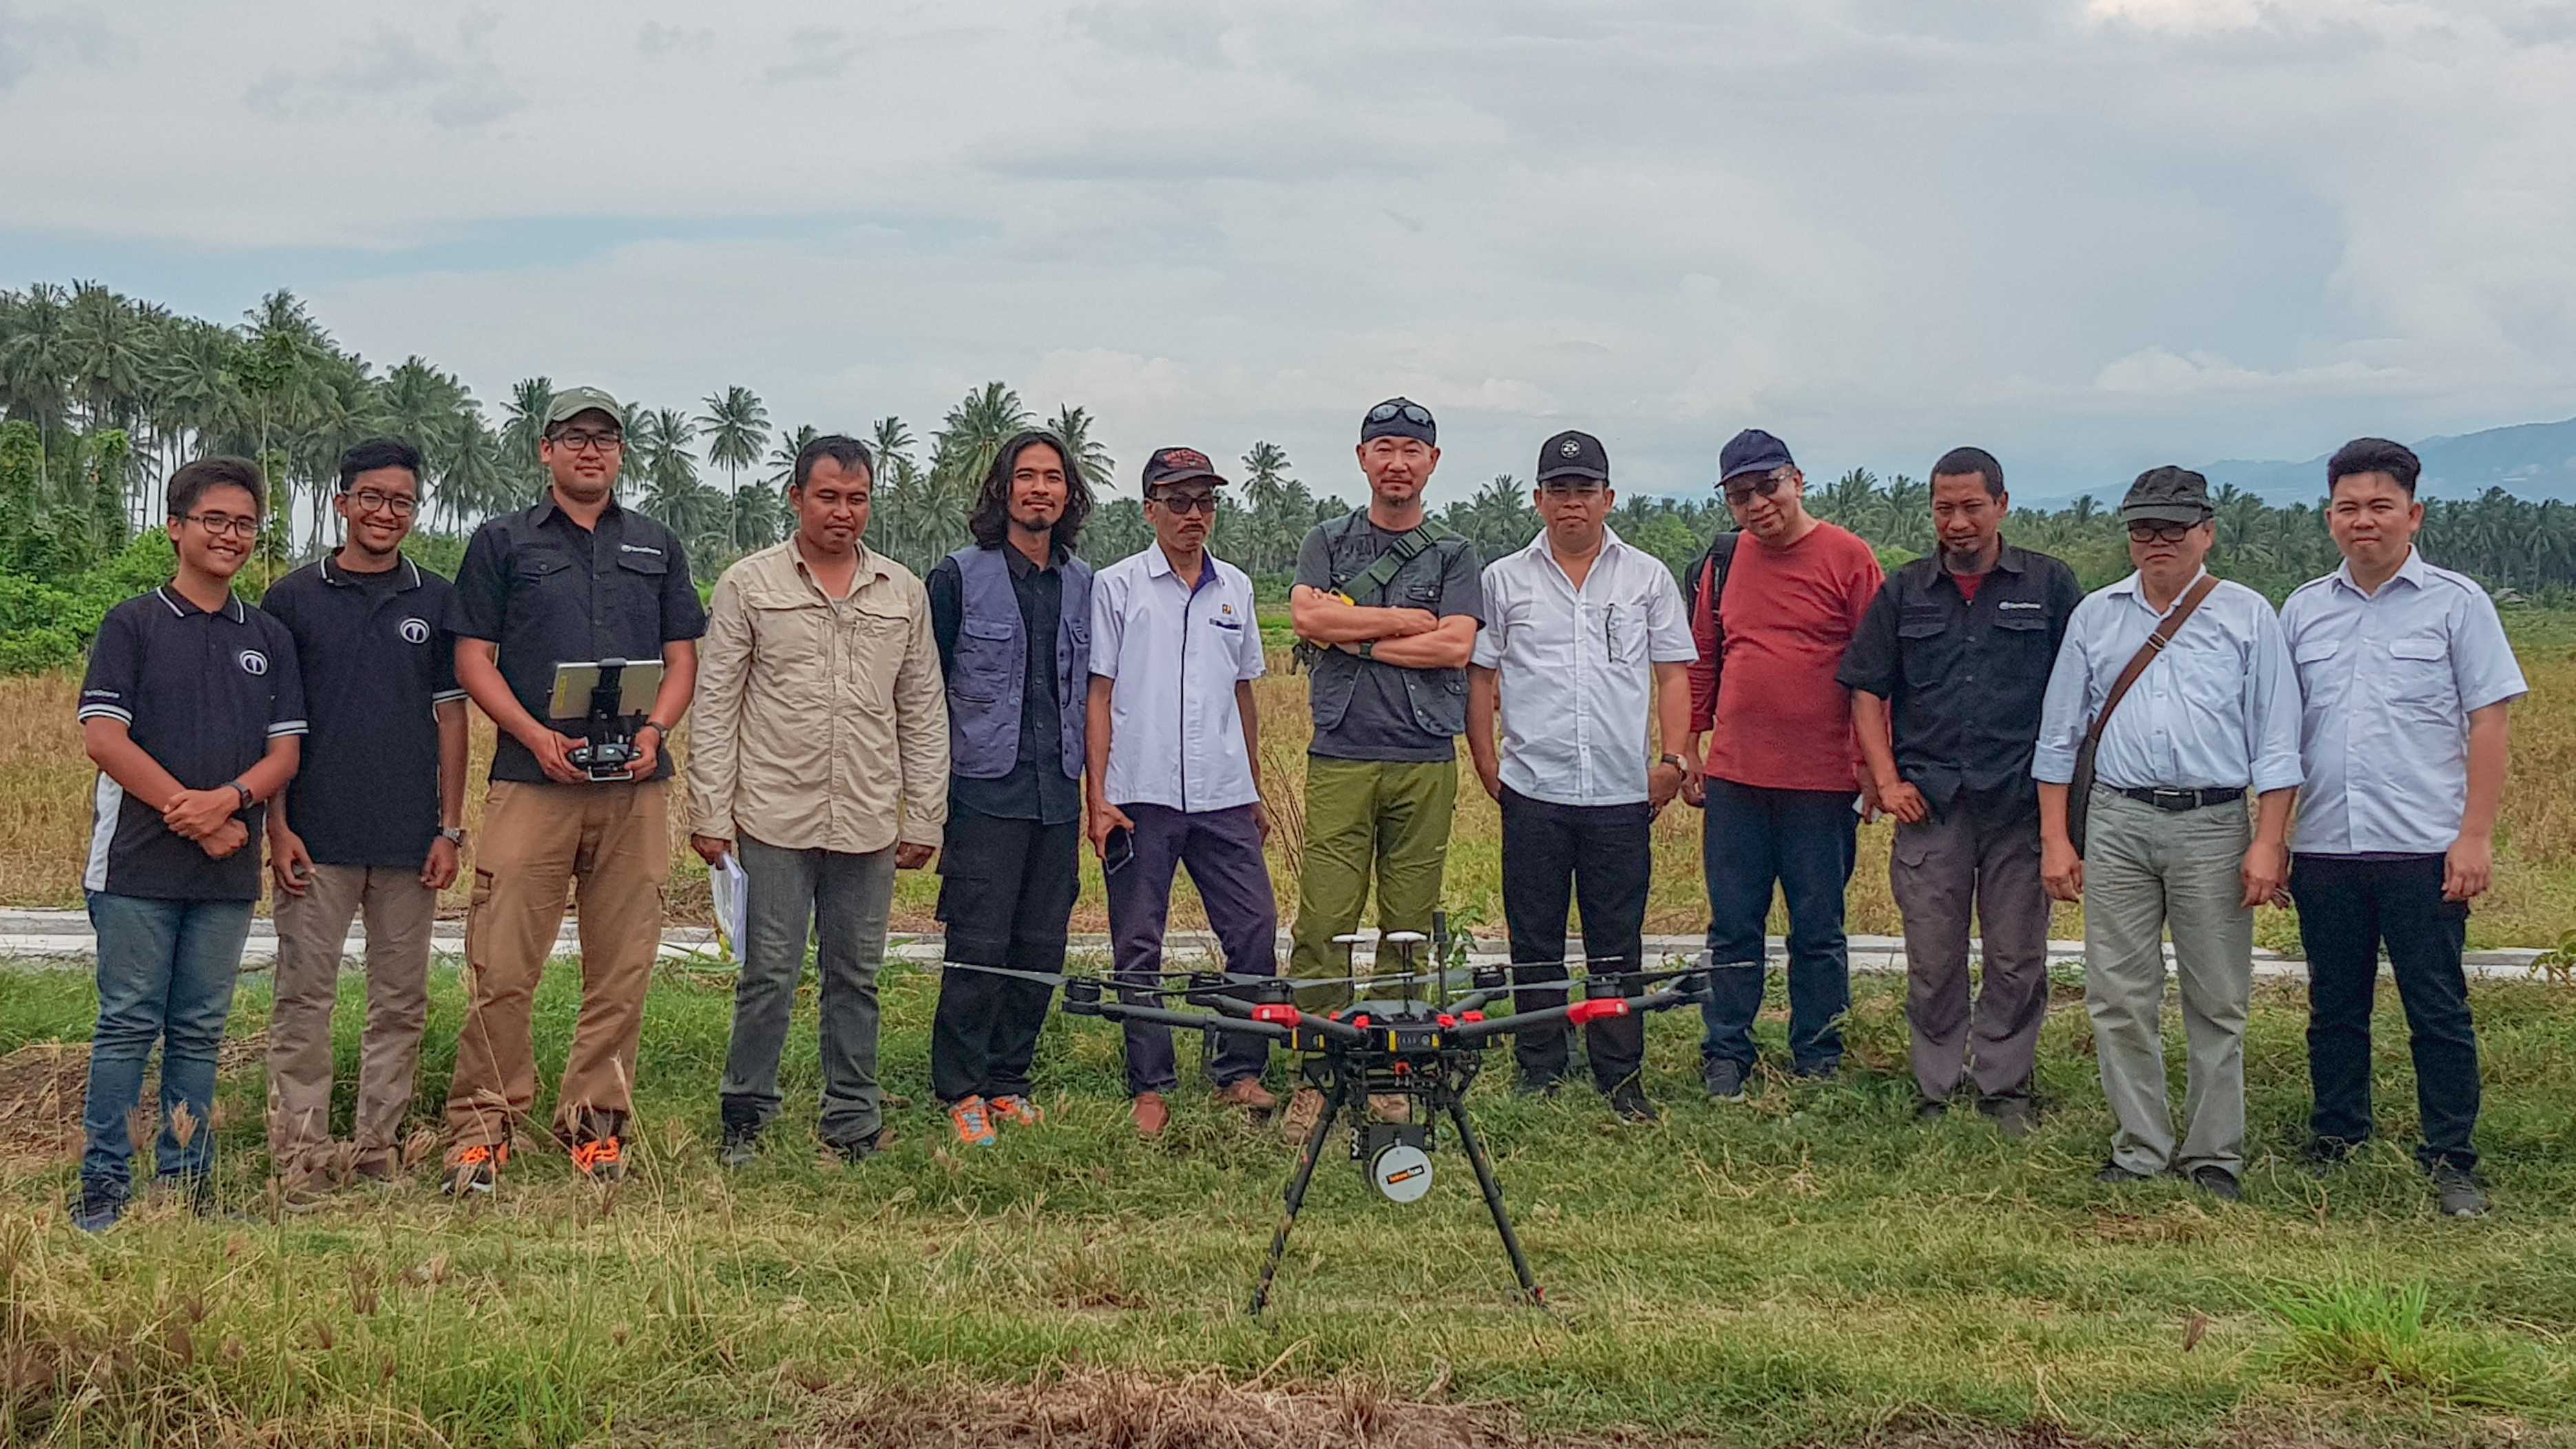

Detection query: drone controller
(550, 658), (663, 783)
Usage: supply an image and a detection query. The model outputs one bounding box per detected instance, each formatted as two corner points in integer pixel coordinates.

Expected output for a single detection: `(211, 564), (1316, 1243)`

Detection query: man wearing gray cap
(2032, 466), (2301, 1202)
(441, 386), (706, 1197)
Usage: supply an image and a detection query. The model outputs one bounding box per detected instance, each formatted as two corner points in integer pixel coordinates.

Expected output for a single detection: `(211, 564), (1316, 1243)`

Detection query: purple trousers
(1108, 802), (1277, 1094)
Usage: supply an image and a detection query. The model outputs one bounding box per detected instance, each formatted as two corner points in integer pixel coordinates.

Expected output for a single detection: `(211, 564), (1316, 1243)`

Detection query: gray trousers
(1889, 787), (2051, 1103)
(266, 863), (437, 1174)
(2081, 789), (2252, 1178)
(720, 835), (897, 1147)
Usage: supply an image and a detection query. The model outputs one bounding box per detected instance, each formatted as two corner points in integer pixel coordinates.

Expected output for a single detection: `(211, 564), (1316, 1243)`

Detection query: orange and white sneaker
(441, 1143), (508, 1198)
(986, 1094), (1043, 1129)
(569, 1134), (625, 1182)
(947, 1095), (998, 1148)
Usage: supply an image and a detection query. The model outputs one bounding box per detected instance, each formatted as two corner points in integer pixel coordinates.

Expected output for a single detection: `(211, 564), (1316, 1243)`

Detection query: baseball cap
(1360, 397), (1436, 446)
(1536, 430), (1609, 484)
(1717, 428), (1795, 484)
(543, 386), (626, 430)
(2119, 466), (2214, 525)
(1141, 446), (1228, 491)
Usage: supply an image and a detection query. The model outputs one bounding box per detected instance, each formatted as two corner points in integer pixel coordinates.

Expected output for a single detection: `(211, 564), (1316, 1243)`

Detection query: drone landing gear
(1248, 1074), (1544, 1318)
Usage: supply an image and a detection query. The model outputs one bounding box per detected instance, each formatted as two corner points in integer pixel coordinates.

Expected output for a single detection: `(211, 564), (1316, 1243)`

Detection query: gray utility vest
(1307, 512), (1471, 739)
(945, 544), (1093, 782)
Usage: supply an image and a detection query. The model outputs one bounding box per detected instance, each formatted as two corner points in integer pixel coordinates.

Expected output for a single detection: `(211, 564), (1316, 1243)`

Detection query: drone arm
(1096, 999), (1295, 1041)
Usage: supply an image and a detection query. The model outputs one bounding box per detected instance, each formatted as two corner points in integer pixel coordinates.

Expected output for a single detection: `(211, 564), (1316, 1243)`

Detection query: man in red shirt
(1684, 429), (1884, 1101)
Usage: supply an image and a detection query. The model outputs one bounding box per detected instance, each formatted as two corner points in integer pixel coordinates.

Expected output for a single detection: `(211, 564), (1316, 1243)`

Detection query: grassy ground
(1, 957), (2572, 1446)
(4, 606), (2575, 948)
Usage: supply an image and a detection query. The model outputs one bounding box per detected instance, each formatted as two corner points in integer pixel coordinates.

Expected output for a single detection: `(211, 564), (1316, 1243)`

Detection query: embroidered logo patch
(238, 649), (269, 676)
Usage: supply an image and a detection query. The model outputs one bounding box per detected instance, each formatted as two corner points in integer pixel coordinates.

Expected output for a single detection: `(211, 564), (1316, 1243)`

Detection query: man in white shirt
(1087, 447), (1281, 1138)
(2033, 466), (2301, 1202)
(1467, 430), (1697, 1121)
(2281, 437), (2525, 1218)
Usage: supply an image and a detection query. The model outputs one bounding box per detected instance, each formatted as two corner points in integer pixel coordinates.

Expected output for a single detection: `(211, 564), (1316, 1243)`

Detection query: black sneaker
(2189, 1165), (2243, 1202)
(2095, 1161), (2154, 1185)
(70, 1182), (125, 1233)
(718, 1125), (762, 1169)
(1514, 1074), (1566, 1098)
(2300, 1135), (2359, 1169)
(1702, 1059), (1748, 1103)
(1914, 1098), (1950, 1123)
(1607, 1082), (1659, 1123)
(1979, 1096), (2037, 1140)
(2430, 1166), (2489, 1219)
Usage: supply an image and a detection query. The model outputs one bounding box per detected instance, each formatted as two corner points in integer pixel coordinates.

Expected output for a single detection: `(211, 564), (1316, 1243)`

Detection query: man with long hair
(923, 432), (1097, 1147)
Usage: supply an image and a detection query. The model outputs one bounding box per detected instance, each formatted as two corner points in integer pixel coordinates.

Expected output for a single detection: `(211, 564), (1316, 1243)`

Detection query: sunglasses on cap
(1365, 400), (1434, 426)
(1721, 470), (1790, 505)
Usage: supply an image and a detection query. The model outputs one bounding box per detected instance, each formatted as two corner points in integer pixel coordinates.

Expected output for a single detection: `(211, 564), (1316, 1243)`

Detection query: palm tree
(500, 377), (554, 497)
(698, 384), (768, 551)
(0, 282), (74, 495)
(64, 282), (149, 433)
(766, 422), (821, 488)
(1049, 404), (1113, 492)
(930, 383), (1032, 501)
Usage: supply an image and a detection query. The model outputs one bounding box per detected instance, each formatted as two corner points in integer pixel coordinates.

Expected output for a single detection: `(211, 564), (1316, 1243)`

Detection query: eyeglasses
(1152, 491), (1219, 515)
(2126, 521), (2199, 544)
(1538, 480), (1607, 497)
(552, 430), (623, 453)
(178, 512), (261, 539)
(1721, 471), (1790, 505)
(1365, 400), (1434, 426)
(344, 489), (417, 517)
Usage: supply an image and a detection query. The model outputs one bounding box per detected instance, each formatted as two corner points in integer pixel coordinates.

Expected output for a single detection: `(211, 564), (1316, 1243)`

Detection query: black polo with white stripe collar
(262, 554), (465, 868)
(77, 584), (307, 900)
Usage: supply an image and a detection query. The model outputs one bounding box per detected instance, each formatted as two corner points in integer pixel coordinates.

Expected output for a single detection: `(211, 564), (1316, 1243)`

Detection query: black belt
(2116, 786), (2245, 812)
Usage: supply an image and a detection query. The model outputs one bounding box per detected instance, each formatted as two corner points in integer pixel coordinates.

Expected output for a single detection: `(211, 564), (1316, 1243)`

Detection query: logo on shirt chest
(399, 616), (431, 645)
(237, 649), (269, 676)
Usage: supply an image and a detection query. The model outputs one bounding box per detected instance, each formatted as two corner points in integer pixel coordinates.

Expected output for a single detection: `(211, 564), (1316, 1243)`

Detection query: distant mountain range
(2199, 415), (2576, 505)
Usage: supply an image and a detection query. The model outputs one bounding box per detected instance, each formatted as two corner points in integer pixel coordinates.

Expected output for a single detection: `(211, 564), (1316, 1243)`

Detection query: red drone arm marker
(1251, 1004), (1301, 1028)
(1565, 998), (1633, 1027)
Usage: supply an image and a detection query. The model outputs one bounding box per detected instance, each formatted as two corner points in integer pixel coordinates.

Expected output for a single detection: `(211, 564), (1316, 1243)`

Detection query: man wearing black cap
(1685, 429), (1885, 1101)
(1281, 398), (1484, 1138)
(1467, 431), (1696, 1120)
(1085, 448), (1280, 1137)
(2033, 466), (2301, 1202)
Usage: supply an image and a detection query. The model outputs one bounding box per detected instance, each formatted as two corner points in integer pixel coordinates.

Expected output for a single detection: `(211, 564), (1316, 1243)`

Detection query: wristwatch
(1357, 640), (1377, 660)
(438, 826), (467, 847)
(1657, 754), (1686, 772)
(228, 781), (254, 812)
(638, 720), (669, 744)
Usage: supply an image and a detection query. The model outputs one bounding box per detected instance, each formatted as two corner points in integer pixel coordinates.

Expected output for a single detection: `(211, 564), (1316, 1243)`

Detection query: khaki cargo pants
(443, 780), (669, 1156)
(266, 864), (437, 1176)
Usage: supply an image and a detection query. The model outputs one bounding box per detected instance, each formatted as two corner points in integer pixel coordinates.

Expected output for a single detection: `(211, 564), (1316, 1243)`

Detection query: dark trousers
(2290, 853), (2480, 1173)
(1499, 787), (1650, 1092)
(1107, 802), (1277, 1095)
(928, 806), (1080, 1104)
(1699, 778), (1858, 1073)
(1889, 786), (2051, 1103)
(720, 837), (897, 1148)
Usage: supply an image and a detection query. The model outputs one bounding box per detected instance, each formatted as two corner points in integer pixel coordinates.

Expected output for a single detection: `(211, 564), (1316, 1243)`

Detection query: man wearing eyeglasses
(441, 386), (706, 1197)
(1085, 448), (1280, 1138)
(1282, 397), (1485, 1140)
(258, 437), (468, 1208)
(1686, 429), (1884, 1103)
(2033, 466), (2301, 1202)
(1466, 431), (1696, 1122)
(72, 457), (306, 1231)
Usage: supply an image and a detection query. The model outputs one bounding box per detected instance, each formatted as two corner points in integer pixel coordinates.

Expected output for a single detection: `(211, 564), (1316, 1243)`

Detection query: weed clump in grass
(2261, 1277), (2545, 1409)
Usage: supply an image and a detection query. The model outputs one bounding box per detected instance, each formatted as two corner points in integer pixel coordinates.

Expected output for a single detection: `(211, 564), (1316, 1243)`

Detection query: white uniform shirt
(2033, 569), (2303, 794)
(1472, 526), (1697, 806)
(2279, 549), (2526, 855)
(1091, 544), (1266, 813)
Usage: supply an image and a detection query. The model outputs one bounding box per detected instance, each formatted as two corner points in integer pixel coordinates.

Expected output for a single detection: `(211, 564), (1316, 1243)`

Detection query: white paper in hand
(708, 851), (751, 961)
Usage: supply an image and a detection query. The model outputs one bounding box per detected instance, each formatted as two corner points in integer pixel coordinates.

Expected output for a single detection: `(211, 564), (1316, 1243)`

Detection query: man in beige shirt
(687, 435), (947, 1165)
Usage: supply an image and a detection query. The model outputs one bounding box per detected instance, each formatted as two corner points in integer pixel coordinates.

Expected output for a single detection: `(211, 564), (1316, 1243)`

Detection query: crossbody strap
(2086, 572), (2220, 744)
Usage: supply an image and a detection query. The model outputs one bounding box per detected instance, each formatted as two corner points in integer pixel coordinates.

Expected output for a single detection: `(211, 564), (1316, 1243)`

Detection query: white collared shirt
(2033, 568), (2303, 794)
(1091, 544), (1266, 813)
(1472, 526), (1697, 806)
(2279, 549), (2526, 855)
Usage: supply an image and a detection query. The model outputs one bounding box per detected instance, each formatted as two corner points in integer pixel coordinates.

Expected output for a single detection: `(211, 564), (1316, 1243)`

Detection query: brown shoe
(1368, 1094), (1412, 1125)
(1131, 1092), (1170, 1138)
(1214, 1077), (1279, 1112)
(1279, 1086), (1328, 1143)
(348, 1151), (399, 1185)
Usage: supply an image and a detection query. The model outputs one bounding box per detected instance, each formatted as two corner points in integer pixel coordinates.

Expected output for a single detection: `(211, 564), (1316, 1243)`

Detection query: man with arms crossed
(1087, 447), (1281, 1137)
(443, 386), (704, 1195)
(2034, 466), (2300, 1202)
(924, 432), (1096, 1147)
(2281, 438), (2523, 1218)
(1283, 397), (1483, 1138)
(1468, 430), (1695, 1122)
(262, 438), (466, 1205)
(690, 435), (945, 1167)
(1839, 447), (2080, 1134)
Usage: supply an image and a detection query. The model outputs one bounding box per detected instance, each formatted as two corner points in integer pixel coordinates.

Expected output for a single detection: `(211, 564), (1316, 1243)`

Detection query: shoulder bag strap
(2086, 572), (2220, 744)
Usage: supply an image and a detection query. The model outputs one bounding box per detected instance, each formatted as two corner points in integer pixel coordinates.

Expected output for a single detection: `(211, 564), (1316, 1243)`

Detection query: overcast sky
(5, 0), (2572, 504)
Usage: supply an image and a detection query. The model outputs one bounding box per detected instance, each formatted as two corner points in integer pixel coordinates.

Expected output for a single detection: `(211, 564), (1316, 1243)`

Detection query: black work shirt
(925, 548), (1080, 826)
(77, 585), (308, 901)
(1837, 543), (2083, 811)
(453, 493), (707, 784)
(262, 556), (465, 868)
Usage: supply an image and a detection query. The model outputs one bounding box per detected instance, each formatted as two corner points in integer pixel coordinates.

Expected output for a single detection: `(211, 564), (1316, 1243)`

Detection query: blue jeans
(1698, 780), (1858, 1073)
(81, 893), (253, 1198)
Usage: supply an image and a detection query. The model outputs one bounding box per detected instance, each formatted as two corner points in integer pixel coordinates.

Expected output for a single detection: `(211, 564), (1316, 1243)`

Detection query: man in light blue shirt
(2281, 437), (2525, 1218)
(2034, 466), (2301, 1202)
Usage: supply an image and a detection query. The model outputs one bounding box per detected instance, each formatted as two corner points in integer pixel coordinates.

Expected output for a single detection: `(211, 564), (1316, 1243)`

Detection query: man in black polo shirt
(1838, 447), (2081, 1133)
(72, 457), (306, 1231)
(260, 438), (467, 1205)
(441, 386), (704, 1196)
